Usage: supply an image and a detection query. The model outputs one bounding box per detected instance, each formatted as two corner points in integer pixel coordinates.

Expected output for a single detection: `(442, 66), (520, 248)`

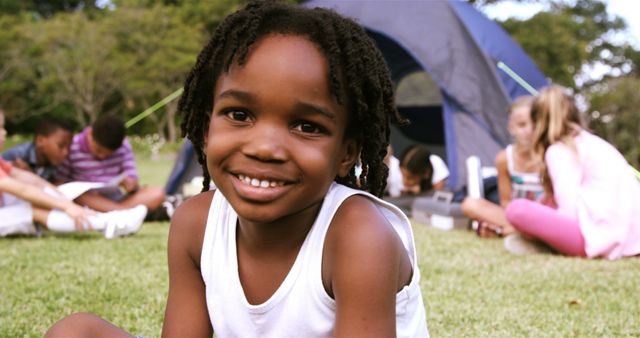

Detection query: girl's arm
(431, 179), (447, 191)
(9, 166), (72, 201)
(324, 196), (408, 337)
(10, 165), (54, 189)
(494, 150), (512, 208)
(162, 191), (214, 338)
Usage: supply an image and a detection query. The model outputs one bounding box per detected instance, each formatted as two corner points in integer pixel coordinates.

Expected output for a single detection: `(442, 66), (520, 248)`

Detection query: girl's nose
(242, 126), (288, 162)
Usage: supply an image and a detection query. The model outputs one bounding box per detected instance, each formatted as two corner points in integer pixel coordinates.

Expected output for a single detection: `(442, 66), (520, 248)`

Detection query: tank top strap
(505, 144), (515, 174)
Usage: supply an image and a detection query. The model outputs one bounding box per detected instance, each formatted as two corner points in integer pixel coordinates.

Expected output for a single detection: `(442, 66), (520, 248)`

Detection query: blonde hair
(531, 85), (583, 194)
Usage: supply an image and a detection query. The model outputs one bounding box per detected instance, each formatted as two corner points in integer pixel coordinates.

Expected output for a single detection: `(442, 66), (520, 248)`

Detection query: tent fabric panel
(305, 0), (512, 146)
(449, 0), (549, 99)
(368, 31), (423, 84)
(451, 110), (504, 190)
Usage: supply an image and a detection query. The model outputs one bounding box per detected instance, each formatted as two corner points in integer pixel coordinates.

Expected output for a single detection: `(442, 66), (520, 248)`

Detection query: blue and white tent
(305, 0), (548, 189)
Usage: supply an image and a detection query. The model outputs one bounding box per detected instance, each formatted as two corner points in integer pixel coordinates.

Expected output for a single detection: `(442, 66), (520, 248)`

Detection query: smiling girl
(46, 1), (429, 337)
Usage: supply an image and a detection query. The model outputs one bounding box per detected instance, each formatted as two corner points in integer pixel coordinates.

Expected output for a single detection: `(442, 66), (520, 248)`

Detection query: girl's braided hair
(179, 0), (405, 197)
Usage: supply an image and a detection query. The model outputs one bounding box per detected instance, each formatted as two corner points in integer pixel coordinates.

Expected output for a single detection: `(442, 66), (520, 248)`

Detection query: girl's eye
(294, 122), (325, 134)
(226, 110), (250, 122)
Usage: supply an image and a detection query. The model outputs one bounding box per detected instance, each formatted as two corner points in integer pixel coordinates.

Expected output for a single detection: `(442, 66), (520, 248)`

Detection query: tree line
(0, 0), (638, 167)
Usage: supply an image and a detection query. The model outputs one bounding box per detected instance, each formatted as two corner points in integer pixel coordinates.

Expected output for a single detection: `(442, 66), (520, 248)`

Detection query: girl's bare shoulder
(169, 190), (215, 264)
(172, 191), (214, 229)
(326, 194), (402, 260)
(495, 149), (508, 167)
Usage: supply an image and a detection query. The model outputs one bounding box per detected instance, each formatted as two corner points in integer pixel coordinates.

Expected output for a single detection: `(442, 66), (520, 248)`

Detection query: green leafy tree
(23, 12), (126, 126)
(498, 0), (630, 89)
(587, 76), (640, 168)
(104, 3), (204, 141)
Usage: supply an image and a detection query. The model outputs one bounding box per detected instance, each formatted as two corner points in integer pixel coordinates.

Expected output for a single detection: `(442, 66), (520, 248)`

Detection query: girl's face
(508, 105), (534, 148)
(400, 167), (423, 190)
(206, 34), (358, 224)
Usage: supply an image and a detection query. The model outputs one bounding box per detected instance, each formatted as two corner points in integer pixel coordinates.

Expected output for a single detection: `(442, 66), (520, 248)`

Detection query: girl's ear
(337, 138), (361, 177)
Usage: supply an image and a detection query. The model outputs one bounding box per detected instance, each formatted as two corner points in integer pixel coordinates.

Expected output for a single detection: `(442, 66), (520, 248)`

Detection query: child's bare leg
(75, 187), (164, 212)
(32, 208), (51, 225)
(122, 186), (165, 210)
(32, 207), (82, 233)
(461, 197), (514, 237)
(45, 312), (134, 338)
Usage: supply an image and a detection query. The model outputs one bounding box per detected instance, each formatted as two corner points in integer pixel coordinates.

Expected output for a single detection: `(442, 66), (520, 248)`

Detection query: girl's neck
(236, 201), (322, 255)
(511, 143), (539, 172)
(512, 143), (533, 156)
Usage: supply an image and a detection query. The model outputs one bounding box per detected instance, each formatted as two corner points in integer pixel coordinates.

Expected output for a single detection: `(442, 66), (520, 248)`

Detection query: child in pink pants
(505, 85), (640, 260)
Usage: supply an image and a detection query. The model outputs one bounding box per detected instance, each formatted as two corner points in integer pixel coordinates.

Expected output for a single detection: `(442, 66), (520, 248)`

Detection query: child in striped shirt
(57, 115), (167, 219)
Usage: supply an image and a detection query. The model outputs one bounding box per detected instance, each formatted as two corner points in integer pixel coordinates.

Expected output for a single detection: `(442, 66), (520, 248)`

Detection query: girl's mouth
(237, 174), (286, 188)
(230, 173), (293, 203)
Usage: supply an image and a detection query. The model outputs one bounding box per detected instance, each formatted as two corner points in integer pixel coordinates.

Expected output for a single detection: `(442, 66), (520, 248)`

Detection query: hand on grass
(477, 221), (515, 238)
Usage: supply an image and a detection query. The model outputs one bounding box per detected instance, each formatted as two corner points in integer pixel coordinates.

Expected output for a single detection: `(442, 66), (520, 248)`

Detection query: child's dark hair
(92, 114), (126, 150)
(34, 117), (72, 138)
(400, 145), (433, 192)
(179, 0), (405, 197)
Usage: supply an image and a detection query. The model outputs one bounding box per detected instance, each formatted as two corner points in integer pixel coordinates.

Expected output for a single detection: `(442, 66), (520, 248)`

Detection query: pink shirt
(546, 130), (640, 259)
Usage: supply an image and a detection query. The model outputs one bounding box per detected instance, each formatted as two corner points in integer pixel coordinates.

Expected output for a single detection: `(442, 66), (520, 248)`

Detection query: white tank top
(506, 145), (543, 200)
(201, 183), (429, 337)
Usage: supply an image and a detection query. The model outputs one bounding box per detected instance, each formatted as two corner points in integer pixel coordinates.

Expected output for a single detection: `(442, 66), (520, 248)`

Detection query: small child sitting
(2, 117), (73, 182)
(56, 114), (167, 219)
(461, 96), (543, 238)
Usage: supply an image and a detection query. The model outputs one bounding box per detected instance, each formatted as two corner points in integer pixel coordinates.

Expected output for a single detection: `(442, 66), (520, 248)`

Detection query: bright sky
(483, 0), (640, 48)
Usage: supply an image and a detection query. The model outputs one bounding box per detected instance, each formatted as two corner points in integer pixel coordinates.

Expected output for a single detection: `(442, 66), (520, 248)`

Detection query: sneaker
(95, 205), (148, 239)
(162, 194), (184, 219)
(503, 232), (553, 255)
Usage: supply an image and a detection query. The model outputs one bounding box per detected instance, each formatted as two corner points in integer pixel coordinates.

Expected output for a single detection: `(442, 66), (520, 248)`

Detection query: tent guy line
(497, 61), (539, 96)
(125, 88), (184, 129)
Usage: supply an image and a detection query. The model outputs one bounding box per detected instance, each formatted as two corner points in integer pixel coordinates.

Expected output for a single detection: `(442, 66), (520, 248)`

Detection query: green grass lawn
(1, 156), (639, 337)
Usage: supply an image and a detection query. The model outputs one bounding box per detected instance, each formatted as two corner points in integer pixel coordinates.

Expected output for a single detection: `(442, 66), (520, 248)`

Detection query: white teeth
(237, 174), (284, 188)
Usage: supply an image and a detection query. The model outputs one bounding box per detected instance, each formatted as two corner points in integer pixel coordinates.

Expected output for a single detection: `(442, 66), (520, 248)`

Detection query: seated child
(0, 108), (147, 239)
(45, 2), (429, 336)
(56, 114), (167, 219)
(399, 144), (449, 194)
(2, 117), (72, 182)
(461, 96), (543, 237)
(505, 85), (640, 259)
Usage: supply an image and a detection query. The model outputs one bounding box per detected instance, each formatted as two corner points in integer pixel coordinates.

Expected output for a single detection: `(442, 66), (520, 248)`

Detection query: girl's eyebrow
(294, 100), (337, 121)
(217, 89), (256, 104)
